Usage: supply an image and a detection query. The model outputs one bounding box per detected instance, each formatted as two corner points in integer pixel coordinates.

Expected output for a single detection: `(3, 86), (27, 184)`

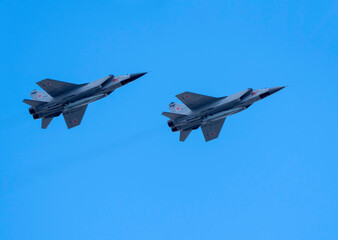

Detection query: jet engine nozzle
(167, 120), (175, 128)
(29, 107), (36, 114)
(171, 127), (178, 132)
(32, 113), (39, 120)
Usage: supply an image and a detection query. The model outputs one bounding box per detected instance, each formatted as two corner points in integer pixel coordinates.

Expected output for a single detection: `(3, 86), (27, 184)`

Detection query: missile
(203, 107), (245, 123)
(64, 94), (107, 110)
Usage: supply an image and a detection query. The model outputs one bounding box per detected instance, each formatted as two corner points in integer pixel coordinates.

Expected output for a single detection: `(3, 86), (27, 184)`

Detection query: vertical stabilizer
(42, 117), (53, 129)
(31, 90), (52, 102)
(169, 102), (191, 114)
(180, 129), (192, 142)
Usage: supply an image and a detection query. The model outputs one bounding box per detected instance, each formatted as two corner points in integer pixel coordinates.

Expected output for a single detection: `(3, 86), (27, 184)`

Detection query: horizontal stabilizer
(162, 112), (186, 120)
(23, 99), (46, 108)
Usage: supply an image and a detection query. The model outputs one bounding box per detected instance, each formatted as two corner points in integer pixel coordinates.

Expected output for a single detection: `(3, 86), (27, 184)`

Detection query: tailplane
(23, 99), (47, 108)
(162, 112), (186, 120)
(30, 90), (52, 102)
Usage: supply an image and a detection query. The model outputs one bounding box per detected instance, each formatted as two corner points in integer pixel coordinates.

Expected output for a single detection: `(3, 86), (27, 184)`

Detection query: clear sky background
(1, 0), (337, 239)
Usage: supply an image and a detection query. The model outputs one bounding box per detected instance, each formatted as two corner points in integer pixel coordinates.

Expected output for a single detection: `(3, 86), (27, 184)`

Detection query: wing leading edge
(37, 79), (85, 97)
(176, 92), (221, 110)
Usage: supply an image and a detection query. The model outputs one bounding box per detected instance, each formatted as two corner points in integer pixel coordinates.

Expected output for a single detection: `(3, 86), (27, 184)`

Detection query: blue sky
(1, 0), (337, 239)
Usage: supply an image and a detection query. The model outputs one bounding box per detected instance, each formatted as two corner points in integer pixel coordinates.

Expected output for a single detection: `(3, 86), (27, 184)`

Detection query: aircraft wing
(176, 92), (221, 110)
(62, 105), (88, 129)
(37, 79), (84, 97)
(201, 118), (226, 142)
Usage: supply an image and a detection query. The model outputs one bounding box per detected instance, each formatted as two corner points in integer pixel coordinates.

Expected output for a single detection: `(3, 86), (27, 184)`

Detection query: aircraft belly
(64, 94), (107, 110)
(202, 107), (245, 123)
(202, 101), (238, 115)
(176, 122), (200, 131)
(61, 84), (104, 102)
(38, 109), (63, 118)
(36, 104), (63, 114)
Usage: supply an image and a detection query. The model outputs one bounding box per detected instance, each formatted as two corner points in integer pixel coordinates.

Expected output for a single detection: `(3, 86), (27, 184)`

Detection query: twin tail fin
(30, 90), (52, 102)
(169, 102), (191, 114)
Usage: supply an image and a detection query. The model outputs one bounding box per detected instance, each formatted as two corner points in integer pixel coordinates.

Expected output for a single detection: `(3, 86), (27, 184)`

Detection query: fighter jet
(162, 87), (285, 142)
(23, 72), (147, 129)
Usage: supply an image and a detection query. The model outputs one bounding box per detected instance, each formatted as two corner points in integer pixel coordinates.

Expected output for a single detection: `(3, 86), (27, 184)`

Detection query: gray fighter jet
(23, 72), (147, 129)
(162, 87), (285, 142)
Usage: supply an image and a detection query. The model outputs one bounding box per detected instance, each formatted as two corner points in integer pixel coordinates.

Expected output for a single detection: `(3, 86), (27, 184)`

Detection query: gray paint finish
(23, 72), (147, 129)
(163, 86), (285, 142)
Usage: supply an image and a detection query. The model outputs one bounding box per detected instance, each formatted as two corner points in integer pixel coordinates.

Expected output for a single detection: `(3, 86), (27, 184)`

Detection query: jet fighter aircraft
(162, 87), (285, 142)
(23, 72), (147, 129)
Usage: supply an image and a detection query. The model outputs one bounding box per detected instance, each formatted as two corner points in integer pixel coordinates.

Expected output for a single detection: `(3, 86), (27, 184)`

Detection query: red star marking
(113, 78), (118, 83)
(177, 107), (180, 110)
(38, 95), (42, 98)
(211, 133), (215, 136)
(185, 95), (190, 98)
(73, 120), (77, 123)
(251, 91), (257, 96)
(46, 82), (51, 85)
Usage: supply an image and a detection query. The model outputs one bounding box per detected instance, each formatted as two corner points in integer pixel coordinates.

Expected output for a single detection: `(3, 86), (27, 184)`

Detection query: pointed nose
(129, 72), (147, 81)
(269, 86), (286, 95)
(120, 72), (147, 86)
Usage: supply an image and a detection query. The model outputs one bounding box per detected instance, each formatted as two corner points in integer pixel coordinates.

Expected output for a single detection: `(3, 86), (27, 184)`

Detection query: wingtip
(175, 91), (188, 98)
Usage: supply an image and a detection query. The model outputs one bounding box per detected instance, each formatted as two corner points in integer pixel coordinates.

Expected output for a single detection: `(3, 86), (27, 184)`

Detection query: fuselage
(29, 73), (143, 119)
(169, 87), (283, 132)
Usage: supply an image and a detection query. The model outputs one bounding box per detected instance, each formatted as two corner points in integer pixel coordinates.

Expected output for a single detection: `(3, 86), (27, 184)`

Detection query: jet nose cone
(120, 72), (147, 86)
(129, 72), (147, 81)
(269, 86), (286, 94)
